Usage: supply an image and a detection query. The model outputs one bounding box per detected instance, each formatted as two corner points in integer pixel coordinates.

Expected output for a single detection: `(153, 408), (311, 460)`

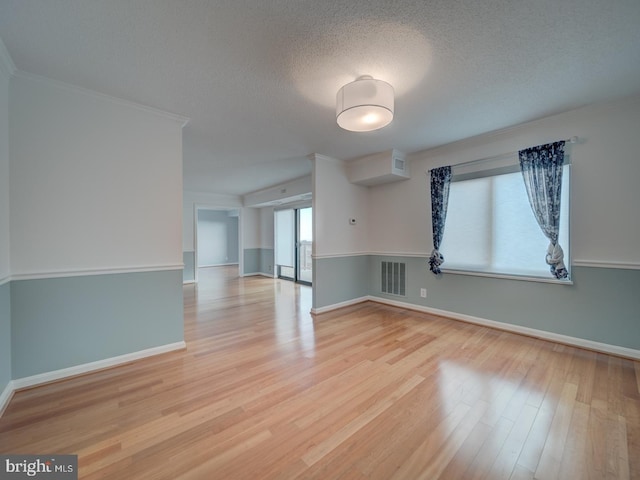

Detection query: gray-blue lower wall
(369, 256), (640, 351)
(313, 256), (369, 309)
(314, 254), (640, 351)
(244, 248), (274, 276)
(0, 282), (11, 395)
(11, 269), (184, 379)
(244, 249), (260, 275)
(260, 249), (274, 276)
(183, 251), (195, 283)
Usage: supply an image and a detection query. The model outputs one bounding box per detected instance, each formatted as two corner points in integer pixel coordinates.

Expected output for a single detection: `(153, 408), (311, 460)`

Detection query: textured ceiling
(1, 0), (639, 195)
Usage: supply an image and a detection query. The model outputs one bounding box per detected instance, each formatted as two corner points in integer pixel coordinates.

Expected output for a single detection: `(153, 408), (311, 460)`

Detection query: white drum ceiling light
(336, 76), (394, 132)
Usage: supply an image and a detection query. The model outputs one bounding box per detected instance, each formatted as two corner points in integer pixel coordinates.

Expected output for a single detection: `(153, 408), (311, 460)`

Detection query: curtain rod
(427, 136), (578, 172)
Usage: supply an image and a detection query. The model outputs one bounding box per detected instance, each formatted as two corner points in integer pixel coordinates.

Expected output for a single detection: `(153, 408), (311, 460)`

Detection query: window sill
(440, 268), (573, 285)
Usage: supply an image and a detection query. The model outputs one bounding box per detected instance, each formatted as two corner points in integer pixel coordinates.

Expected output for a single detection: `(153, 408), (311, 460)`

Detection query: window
(440, 164), (570, 279)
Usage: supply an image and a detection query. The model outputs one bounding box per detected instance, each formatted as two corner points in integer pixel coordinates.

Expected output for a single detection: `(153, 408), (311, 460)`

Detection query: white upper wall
(260, 207), (275, 249)
(9, 73), (187, 275)
(0, 46), (11, 282)
(242, 207), (260, 249)
(312, 154), (369, 257)
(368, 94), (640, 267)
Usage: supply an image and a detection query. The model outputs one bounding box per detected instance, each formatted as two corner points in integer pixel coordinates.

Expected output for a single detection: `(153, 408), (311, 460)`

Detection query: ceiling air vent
(347, 149), (410, 186)
(381, 261), (406, 296)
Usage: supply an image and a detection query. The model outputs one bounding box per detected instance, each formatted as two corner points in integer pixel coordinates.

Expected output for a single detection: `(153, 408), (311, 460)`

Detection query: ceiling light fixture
(336, 75), (394, 132)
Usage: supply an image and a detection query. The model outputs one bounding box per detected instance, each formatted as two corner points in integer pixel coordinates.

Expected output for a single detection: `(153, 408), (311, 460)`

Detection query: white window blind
(441, 164), (570, 278)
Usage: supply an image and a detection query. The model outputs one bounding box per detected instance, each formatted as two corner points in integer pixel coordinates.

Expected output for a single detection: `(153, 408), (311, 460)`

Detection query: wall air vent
(381, 261), (406, 296)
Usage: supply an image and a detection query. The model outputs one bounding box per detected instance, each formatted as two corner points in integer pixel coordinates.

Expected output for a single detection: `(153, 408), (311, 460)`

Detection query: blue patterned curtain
(519, 141), (568, 279)
(429, 166), (452, 274)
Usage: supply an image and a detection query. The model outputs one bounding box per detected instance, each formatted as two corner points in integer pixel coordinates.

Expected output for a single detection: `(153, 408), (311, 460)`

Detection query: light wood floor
(1, 266), (639, 479)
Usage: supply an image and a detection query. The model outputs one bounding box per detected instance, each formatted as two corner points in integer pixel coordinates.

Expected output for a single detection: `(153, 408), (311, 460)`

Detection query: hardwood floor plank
(175, 429), (273, 480)
(534, 381), (579, 480)
(557, 400), (590, 480)
(0, 266), (638, 479)
(412, 399), (490, 480)
(509, 464), (535, 480)
(622, 395), (639, 478)
(605, 413), (631, 480)
(351, 369), (465, 477)
(301, 374), (425, 467)
(486, 403), (538, 480)
(436, 418), (493, 479)
(515, 368), (566, 474)
(461, 416), (514, 480)
(388, 401), (472, 479)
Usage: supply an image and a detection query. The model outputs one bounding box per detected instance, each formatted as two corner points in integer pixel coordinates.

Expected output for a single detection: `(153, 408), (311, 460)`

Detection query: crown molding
(0, 37), (17, 77)
(0, 36), (190, 126)
(13, 70), (190, 127)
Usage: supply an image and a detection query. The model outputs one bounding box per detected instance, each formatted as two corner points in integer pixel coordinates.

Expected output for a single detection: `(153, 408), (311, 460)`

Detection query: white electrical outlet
(420, 288), (427, 298)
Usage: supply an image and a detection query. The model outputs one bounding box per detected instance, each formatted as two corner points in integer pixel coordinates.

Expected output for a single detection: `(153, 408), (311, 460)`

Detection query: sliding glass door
(274, 206), (312, 285)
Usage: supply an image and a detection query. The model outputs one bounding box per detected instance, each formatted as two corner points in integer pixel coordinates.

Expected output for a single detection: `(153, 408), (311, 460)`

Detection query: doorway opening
(194, 208), (240, 283)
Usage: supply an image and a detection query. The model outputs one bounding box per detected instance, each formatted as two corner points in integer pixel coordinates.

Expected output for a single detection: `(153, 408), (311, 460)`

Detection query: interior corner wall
(227, 215), (239, 265)
(259, 207), (275, 250)
(0, 59), (11, 396)
(196, 210), (238, 267)
(311, 155), (369, 309)
(9, 73), (186, 378)
(0, 282), (10, 397)
(367, 94), (640, 351)
(242, 207), (261, 275)
(259, 207), (275, 275)
(239, 206), (275, 276)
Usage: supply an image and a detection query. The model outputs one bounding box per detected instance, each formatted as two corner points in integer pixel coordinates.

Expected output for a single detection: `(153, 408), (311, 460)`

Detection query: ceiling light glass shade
(336, 76), (394, 132)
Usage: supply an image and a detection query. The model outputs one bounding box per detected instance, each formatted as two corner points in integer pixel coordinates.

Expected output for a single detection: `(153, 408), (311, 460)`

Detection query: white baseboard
(242, 272), (274, 278)
(0, 380), (15, 417)
(183, 280), (196, 285)
(311, 296), (369, 315)
(10, 341), (187, 392)
(315, 296), (640, 360)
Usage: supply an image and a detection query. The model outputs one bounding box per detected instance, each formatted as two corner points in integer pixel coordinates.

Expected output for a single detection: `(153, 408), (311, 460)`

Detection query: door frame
(193, 204), (243, 283)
